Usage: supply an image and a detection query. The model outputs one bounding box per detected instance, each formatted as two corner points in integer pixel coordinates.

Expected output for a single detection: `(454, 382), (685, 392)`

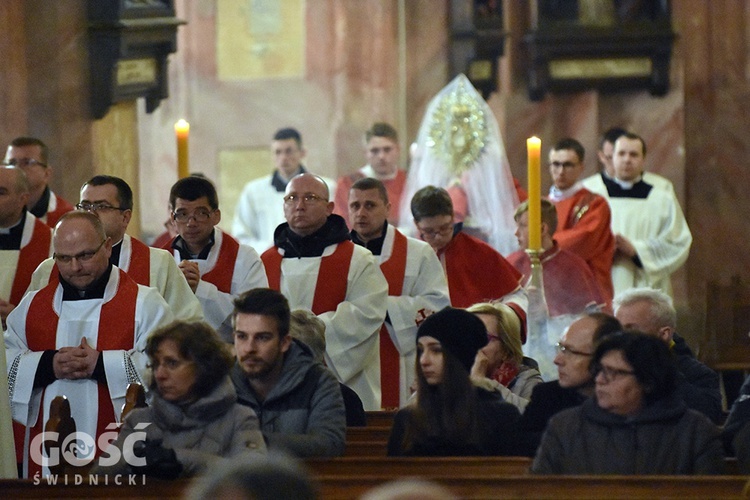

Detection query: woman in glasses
(387, 307), (521, 456)
(532, 331), (723, 474)
(96, 321), (266, 478)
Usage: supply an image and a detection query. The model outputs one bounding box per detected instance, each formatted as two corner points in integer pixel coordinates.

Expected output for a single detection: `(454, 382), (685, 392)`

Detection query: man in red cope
(507, 199), (604, 317)
(333, 123), (407, 227)
(3, 137), (74, 228)
(347, 177), (450, 408)
(162, 176), (268, 342)
(5, 212), (172, 477)
(262, 173), (388, 410)
(410, 186), (527, 339)
(548, 138), (616, 307)
(0, 167), (52, 328)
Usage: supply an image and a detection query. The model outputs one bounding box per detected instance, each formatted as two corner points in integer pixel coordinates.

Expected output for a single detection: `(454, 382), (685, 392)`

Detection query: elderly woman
(467, 302), (543, 411)
(387, 307), (521, 456)
(532, 331), (723, 474)
(97, 321), (266, 478)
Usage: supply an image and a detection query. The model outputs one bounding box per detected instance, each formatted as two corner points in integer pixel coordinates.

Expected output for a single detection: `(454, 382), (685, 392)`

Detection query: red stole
(14, 269), (138, 475)
(10, 218), (51, 306)
(162, 233), (240, 293)
(262, 241), (354, 315)
(125, 237), (151, 286)
(44, 194), (74, 229)
(378, 230), (407, 409)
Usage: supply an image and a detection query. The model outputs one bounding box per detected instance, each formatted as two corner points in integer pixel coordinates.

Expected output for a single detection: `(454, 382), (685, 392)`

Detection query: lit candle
(526, 136), (542, 250)
(175, 119), (190, 179)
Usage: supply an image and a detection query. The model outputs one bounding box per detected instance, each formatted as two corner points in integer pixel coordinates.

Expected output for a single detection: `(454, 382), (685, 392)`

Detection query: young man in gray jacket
(229, 288), (346, 457)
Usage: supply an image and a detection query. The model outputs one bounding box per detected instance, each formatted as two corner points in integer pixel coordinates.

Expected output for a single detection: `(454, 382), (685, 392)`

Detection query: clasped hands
(53, 337), (99, 380)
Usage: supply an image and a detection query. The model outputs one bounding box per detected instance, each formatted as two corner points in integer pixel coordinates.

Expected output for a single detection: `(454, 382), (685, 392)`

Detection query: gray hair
(289, 309), (326, 362)
(613, 287), (676, 329)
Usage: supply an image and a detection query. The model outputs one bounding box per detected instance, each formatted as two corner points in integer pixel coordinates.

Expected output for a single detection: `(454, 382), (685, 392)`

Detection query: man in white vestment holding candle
(261, 173), (388, 410)
(5, 212), (172, 477)
(29, 175), (203, 323)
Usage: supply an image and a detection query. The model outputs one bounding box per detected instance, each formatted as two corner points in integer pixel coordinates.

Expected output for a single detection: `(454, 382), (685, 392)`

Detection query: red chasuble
(161, 233), (240, 293)
(10, 218), (51, 306)
(377, 230), (407, 409)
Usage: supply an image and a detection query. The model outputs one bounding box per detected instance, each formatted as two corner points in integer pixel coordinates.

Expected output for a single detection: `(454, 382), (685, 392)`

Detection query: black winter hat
(416, 307), (488, 372)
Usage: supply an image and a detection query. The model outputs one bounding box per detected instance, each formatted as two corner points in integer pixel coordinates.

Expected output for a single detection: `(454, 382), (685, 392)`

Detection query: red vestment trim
(378, 229), (407, 409)
(10, 218), (51, 306)
(162, 233), (240, 293)
(44, 195), (74, 228)
(126, 237), (151, 286)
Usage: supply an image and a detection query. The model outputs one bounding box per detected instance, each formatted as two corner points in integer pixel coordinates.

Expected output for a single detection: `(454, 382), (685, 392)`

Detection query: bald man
(261, 173), (388, 410)
(5, 211), (172, 476)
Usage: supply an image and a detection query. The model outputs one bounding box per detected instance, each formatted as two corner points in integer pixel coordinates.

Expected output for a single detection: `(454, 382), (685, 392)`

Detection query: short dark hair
(600, 127), (628, 149)
(586, 312), (623, 342)
(591, 330), (677, 406)
(411, 186), (453, 221)
(351, 177), (389, 203)
(169, 176), (219, 210)
(514, 198), (558, 235)
(552, 138), (585, 162)
(365, 122), (398, 143)
(9, 136), (49, 164)
(233, 288), (291, 338)
(273, 128), (302, 148)
(616, 131), (647, 157)
(82, 175), (133, 211)
(146, 321), (234, 400)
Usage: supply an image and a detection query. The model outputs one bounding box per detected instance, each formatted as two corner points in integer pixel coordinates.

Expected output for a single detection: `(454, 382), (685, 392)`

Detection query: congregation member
(96, 321), (266, 478)
(162, 176), (268, 341)
(723, 375), (750, 473)
(334, 122), (407, 226)
(410, 185), (527, 327)
(585, 132), (692, 297)
(518, 312), (621, 454)
(289, 308), (366, 426)
(507, 199), (604, 316)
(532, 332), (723, 474)
(467, 302), (542, 412)
(0, 167), (52, 327)
(261, 173), (388, 410)
(546, 138), (615, 305)
(614, 287), (722, 423)
(30, 175), (202, 322)
(387, 307), (521, 456)
(3, 137), (74, 228)
(230, 288), (346, 457)
(5, 212), (173, 476)
(348, 177), (450, 408)
(233, 127), (336, 253)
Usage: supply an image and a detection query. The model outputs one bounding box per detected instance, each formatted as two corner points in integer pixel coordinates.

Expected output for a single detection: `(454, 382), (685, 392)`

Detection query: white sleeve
(232, 183), (261, 248)
(149, 248), (204, 322)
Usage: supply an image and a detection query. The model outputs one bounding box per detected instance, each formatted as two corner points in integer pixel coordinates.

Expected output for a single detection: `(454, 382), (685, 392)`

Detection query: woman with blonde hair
(467, 302), (542, 411)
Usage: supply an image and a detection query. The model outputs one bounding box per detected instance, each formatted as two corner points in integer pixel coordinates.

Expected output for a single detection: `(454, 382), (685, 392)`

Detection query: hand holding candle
(175, 119), (190, 179)
(526, 136), (541, 250)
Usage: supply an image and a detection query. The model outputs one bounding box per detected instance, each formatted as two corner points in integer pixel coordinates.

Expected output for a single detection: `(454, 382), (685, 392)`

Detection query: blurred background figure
(360, 478), (457, 500)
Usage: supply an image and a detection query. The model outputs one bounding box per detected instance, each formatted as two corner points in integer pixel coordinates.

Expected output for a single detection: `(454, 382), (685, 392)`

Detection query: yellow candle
(526, 136), (542, 250)
(175, 119), (190, 179)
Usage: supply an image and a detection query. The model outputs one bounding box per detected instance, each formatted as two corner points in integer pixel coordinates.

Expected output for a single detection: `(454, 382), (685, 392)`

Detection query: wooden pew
(343, 425), (391, 456)
(305, 456), (533, 476)
(365, 410), (396, 428)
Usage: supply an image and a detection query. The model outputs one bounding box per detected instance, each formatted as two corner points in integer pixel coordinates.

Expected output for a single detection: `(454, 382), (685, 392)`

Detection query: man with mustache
(230, 288), (346, 457)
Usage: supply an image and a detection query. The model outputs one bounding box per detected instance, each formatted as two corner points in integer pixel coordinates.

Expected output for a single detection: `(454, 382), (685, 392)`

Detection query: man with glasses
(409, 186), (526, 329)
(0, 167), (52, 328)
(261, 173), (387, 410)
(161, 176), (267, 342)
(29, 175), (202, 322)
(517, 312), (621, 455)
(4, 137), (74, 228)
(5, 211), (172, 476)
(546, 138), (615, 307)
(347, 177), (450, 408)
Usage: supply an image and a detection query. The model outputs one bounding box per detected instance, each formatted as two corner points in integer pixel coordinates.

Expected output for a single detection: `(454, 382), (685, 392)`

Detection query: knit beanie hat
(416, 307), (488, 372)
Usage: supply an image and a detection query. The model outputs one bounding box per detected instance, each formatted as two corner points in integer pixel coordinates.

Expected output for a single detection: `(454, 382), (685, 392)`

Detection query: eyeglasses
(172, 208), (214, 223)
(549, 161), (579, 169)
(555, 342), (593, 357)
(76, 202), (128, 213)
(3, 158), (47, 168)
(53, 239), (106, 264)
(595, 364), (636, 383)
(283, 193), (327, 205)
(418, 223), (453, 238)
